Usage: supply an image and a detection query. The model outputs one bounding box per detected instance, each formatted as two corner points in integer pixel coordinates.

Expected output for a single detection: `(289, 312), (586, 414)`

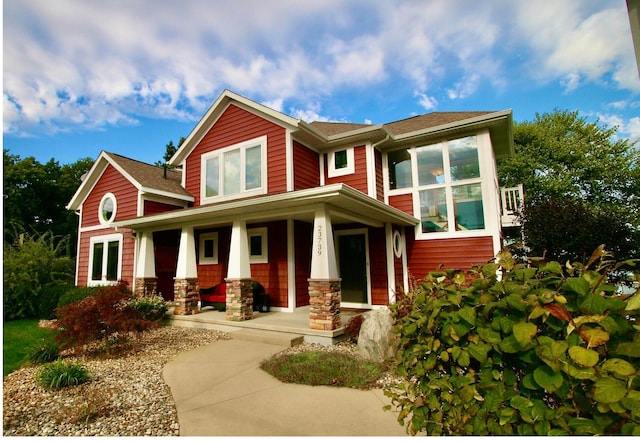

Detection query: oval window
(99, 193), (117, 225)
(393, 230), (403, 258)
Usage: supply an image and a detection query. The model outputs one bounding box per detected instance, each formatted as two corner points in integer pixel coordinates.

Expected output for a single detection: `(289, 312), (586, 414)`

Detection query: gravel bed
(3, 326), (229, 437)
(3, 328), (401, 436)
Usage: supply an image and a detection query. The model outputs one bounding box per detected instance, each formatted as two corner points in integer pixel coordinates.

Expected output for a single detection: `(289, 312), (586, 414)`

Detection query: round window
(393, 230), (403, 258)
(99, 193), (117, 225)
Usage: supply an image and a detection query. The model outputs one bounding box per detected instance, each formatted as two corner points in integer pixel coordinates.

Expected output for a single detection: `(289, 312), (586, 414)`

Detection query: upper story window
(99, 193), (117, 225)
(327, 147), (355, 177)
(201, 136), (267, 203)
(388, 135), (487, 236)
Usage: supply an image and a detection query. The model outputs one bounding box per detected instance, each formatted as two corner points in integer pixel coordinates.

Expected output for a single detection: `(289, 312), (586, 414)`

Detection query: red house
(67, 90), (517, 331)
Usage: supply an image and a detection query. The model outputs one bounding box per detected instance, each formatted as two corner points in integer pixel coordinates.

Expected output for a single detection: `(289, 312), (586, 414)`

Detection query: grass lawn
(3, 318), (57, 377)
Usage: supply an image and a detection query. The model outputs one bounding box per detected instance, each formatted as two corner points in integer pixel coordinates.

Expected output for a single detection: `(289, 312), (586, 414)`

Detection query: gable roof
(66, 151), (194, 211)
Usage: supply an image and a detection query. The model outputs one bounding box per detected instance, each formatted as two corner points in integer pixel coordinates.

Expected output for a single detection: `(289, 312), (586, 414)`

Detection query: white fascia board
(139, 187), (195, 203)
(65, 152), (110, 210)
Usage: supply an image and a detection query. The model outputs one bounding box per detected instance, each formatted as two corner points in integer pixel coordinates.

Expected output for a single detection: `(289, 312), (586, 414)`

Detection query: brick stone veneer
(308, 278), (342, 330)
(134, 277), (158, 298)
(173, 278), (199, 315)
(225, 278), (254, 321)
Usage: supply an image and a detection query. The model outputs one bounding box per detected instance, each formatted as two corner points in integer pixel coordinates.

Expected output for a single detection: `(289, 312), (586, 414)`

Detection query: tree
(3, 150), (93, 251)
(498, 110), (640, 262)
(155, 136), (185, 166)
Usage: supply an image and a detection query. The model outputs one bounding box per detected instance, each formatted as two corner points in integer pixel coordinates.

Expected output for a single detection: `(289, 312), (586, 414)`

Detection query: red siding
(324, 145), (369, 194)
(196, 227), (231, 289)
(248, 221), (288, 308)
(184, 104), (287, 206)
(144, 200), (184, 216)
(368, 227), (389, 305)
(375, 150), (384, 202)
(82, 164), (138, 226)
(293, 141), (320, 190)
(406, 234), (494, 278)
(76, 227), (135, 287)
(153, 230), (180, 301)
(388, 193), (414, 216)
(294, 221), (312, 307)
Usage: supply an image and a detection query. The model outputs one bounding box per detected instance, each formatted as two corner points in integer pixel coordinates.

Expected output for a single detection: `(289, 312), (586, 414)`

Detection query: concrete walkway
(163, 339), (409, 437)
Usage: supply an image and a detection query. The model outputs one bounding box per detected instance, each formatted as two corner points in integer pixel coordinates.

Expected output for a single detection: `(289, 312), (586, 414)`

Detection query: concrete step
(230, 328), (304, 347)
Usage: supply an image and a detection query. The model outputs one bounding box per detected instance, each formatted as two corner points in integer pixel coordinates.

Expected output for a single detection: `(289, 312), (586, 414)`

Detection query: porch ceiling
(114, 183), (418, 232)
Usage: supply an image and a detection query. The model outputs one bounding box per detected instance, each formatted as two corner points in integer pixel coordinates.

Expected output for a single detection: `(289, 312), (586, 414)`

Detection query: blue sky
(4, 0), (640, 166)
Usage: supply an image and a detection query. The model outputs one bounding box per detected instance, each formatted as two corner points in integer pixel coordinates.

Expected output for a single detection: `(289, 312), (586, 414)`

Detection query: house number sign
(316, 224), (323, 256)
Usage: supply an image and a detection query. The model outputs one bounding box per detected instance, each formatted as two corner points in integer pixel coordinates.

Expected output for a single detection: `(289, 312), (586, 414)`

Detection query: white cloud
(415, 92), (438, 111)
(597, 113), (640, 143)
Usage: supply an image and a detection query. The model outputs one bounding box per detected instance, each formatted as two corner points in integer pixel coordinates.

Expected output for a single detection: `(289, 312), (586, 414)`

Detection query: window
(248, 227), (268, 263)
(201, 136), (267, 202)
(99, 193), (117, 225)
(328, 147), (355, 177)
(199, 232), (218, 264)
(388, 135), (486, 236)
(88, 234), (122, 286)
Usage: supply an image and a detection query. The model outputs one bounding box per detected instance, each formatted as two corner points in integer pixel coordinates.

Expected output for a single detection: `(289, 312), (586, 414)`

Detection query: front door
(336, 230), (370, 306)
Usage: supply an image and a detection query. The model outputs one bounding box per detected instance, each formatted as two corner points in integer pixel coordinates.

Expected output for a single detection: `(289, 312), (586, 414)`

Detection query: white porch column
(135, 231), (156, 278)
(310, 207), (338, 279)
(134, 230), (158, 297)
(227, 219), (251, 279)
(175, 226), (197, 279)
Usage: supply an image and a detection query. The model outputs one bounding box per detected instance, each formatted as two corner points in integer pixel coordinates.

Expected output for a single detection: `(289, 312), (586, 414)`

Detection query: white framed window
(88, 234), (122, 286)
(248, 227), (268, 263)
(199, 232), (218, 264)
(98, 193), (117, 225)
(327, 147), (355, 177)
(387, 135), (488, 239)
(200, 136), (267, 203)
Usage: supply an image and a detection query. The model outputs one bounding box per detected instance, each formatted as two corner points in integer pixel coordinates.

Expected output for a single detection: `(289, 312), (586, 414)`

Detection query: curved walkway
(163, 339), (408, 437)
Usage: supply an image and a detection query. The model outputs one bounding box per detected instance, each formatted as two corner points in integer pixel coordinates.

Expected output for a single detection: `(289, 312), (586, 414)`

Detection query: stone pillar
(134, 277), (158, 298)
(174, 278), (199, 315)
(308, 278), (342, 330)
(225, 278), (253, 321)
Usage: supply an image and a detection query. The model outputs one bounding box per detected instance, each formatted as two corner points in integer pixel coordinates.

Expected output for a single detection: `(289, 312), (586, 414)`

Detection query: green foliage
(54, 283), (160, 351)
(36, 284), (75, 319)
(124, 294), (169, 321)
(3, 231), (75, 320)
(29, 338), (61, 364)
(498, 110), (640, 261)
(261, 350), (385, 389)
(37, 360), (90, 390)
(385, 247), (640, 436)
(57, 285), (101, 308)
(3, 319), (56, 376)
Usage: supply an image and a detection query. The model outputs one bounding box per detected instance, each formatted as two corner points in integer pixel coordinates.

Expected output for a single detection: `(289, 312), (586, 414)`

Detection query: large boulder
(357, 307), (397, 362)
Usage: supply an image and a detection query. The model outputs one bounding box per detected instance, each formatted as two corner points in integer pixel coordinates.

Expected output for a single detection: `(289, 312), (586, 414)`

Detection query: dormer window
(328, 147), (355, 177)
(99, 193), (117, 225)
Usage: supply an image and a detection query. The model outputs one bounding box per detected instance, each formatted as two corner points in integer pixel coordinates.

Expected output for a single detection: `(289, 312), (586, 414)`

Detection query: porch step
(230, 328), (304, 347)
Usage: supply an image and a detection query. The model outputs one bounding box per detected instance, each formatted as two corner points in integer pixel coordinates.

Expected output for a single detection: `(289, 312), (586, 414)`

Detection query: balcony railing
(500, 185), (524, 227)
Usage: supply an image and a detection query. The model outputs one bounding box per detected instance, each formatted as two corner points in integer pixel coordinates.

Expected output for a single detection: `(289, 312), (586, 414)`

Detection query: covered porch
(114, 183), (418, 332)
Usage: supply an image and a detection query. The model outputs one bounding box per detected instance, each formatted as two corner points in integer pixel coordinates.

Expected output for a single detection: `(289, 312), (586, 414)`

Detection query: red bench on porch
(199, 281), (270, 312)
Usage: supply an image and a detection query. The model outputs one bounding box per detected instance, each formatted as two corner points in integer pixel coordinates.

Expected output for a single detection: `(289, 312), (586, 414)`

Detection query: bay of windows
(388, 135), (486, 235)
(201, 136), (266, 202)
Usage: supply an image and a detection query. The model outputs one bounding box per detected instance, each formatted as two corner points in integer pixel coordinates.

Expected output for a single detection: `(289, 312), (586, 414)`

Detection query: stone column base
(134, 277), (158, 298)
(174, 278), (199, 315)
(225, 278), (254, 321)
(308, 278), (342, 330)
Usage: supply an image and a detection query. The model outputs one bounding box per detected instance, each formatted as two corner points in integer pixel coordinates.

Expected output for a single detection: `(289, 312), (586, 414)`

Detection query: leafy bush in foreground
(37, 360), (90, 390)
(385, 246), (640, 436)
(55, 283), (159, 351)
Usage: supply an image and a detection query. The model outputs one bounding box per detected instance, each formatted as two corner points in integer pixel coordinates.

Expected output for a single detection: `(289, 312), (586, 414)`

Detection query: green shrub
(29, 338), (60, 364)
(3, 232), (74, 320)
(37, 360), (90, 390)
(124, 294), (169, 321)
(385, 246), (640, 436)
(55, 283), (159, 352)
(57, 285), (100, 309)
(36, 284), (74, 319)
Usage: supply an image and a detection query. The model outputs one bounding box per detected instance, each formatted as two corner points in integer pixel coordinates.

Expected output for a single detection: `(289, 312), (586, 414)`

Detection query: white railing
(500, 184), (524, 227)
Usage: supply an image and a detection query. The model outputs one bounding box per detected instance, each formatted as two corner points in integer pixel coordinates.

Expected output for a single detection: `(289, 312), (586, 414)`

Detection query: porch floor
(166, 306), (366, 345)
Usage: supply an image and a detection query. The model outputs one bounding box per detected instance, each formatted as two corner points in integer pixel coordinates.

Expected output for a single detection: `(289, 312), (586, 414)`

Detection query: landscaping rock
(357, 307), (396, 363)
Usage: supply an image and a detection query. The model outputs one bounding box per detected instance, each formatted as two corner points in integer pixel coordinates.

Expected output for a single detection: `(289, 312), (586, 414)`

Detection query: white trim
(200, 135), (268, 204)
(98, 192), (117, 226)
(199, 232), (219, 264)
(286, 219), (296, 312)
(334, 228), (371, 308)
(385, 223), (396, 304)
(248, 227), (268, 264)
(327, 146), (355, 177)
(366, 143), (376, 198)
(87, 233), (123, 286)
(286, 129), (294, 192)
